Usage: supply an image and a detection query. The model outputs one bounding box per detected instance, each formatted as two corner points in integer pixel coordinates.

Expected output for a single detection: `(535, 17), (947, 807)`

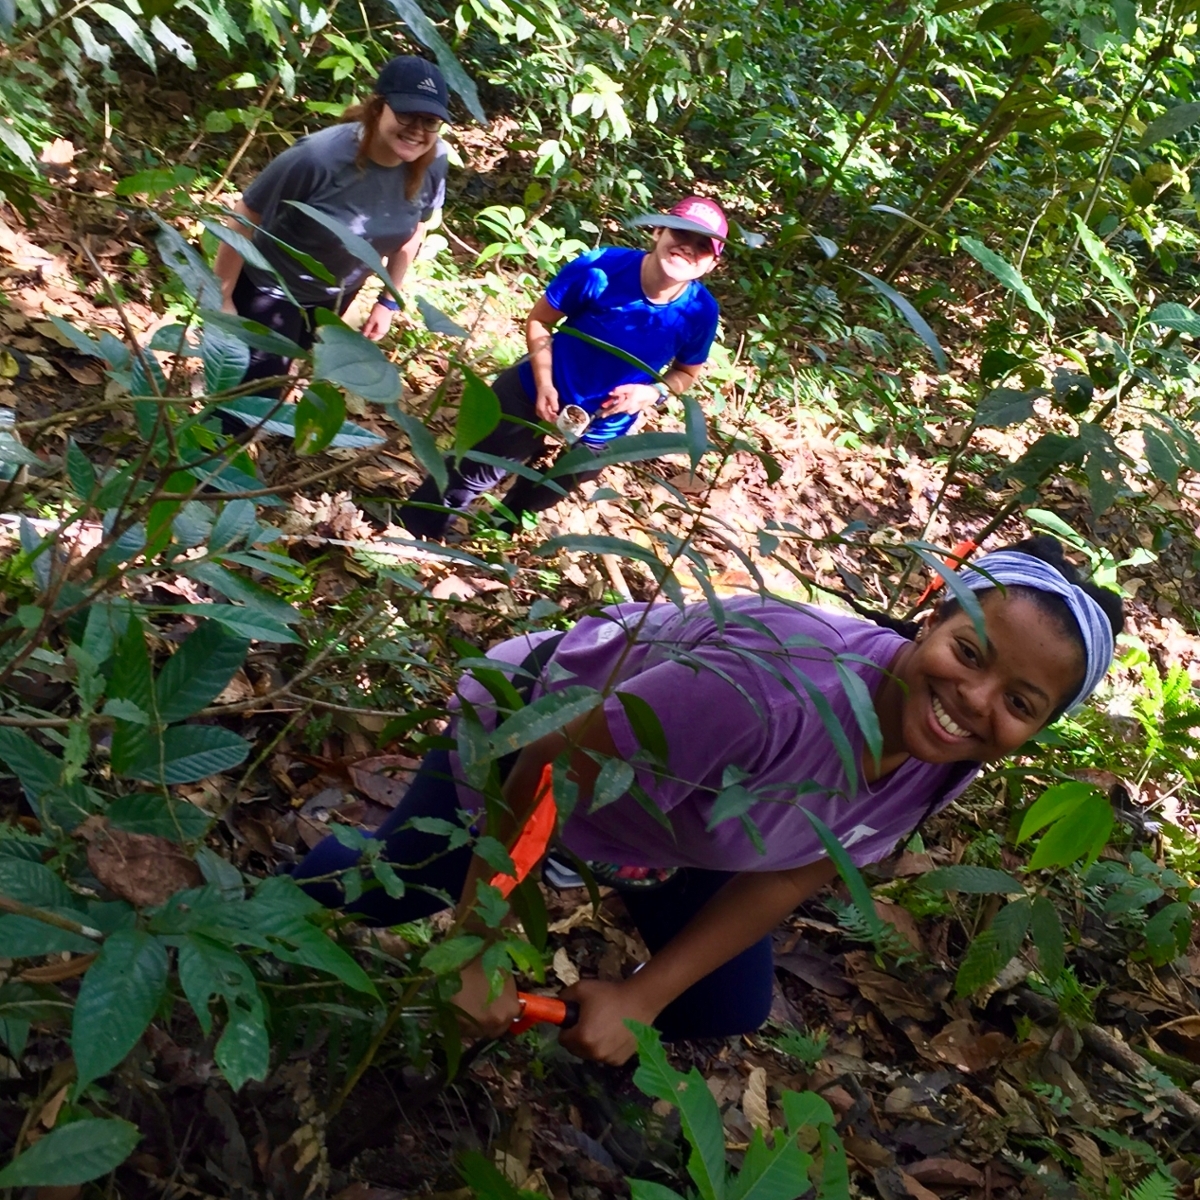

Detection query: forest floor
(3, 146), (1200, 1200)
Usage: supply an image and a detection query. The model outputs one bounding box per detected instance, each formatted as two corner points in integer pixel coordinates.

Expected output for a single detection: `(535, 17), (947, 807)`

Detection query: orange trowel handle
(511, 992), (581, 1035)
(916, 539), (979, 607)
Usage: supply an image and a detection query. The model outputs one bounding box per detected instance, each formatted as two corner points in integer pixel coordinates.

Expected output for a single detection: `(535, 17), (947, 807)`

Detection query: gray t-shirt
(242, 123), (448, 306)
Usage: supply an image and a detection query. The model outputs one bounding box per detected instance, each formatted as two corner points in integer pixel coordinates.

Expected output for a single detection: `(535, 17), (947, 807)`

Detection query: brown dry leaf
(39, 1085), (69, 1130)
(349, 763), (415, 808)
(992, 1079), (1042, 1135)
(846, 1135), (894, 1169)
(552, 946), (580, 987)
(79, 817), (202, 907)
(1065, 1133), (1105, 1186)
(928, 1019), (1011, 1072)
(39, 138), (76, 165)
(898, 1170), (942, 1200)
(20, 954), (96, 982)
(905, 1158), (985, 1188)
(892, 851), (934, 877)
(874, 899), (922, 952)
(742, 1067), (771, 1133)
(35, 1188), (82, 1200)
(847, 960), (937, 1021)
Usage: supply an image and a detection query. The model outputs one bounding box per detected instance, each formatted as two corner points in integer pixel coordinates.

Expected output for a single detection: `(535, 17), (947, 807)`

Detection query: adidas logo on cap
(417, 76), (439, 93)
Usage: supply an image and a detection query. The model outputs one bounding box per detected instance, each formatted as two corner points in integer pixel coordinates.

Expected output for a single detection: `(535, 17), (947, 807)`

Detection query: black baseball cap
(374, 56), (451, 123)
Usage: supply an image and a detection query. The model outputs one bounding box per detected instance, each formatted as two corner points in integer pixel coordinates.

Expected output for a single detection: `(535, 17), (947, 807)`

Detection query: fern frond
(1128, 1170), (1176, 1200)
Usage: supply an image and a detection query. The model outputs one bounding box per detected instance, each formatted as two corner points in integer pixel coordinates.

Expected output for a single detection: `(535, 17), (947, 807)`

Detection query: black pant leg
(620, 870), (776, 1040)
(500, 447), (603, 522)
(231, 272), (309, 399)
(400, 365), (549, 538)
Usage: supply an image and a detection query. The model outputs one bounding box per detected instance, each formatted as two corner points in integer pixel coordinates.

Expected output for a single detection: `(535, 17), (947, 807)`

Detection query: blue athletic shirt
(516, 246), (720, 447)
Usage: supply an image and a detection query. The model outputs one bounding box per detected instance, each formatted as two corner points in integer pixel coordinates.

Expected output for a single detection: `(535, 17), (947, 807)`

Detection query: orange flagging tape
(915, 540), (979, 608)
(489, 763), (556, 899)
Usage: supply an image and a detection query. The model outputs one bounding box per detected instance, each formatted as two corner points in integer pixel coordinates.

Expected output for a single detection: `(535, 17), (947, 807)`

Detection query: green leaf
(591, 757), (635, 810)
(66, 440), (97, 500)
(488, 686), (602, 761)
(535, 533), (663, 571)
(458, 1149), (539, 1200)
(199, 309), (305, 358)
(1072, 215), (1137, 304)
(0, 727), (62, 813)
(1027, 793), (1113, 870)
(108, 620), (156, 774)
(1017, 781), (1098, 842)
(781, 1091), (836, 1129)
(421, 934), (485, 974)
(201, 327), (251, 393)
(455, 366), (502, 461)
(849, 268), (948, 372)
(975, 387), (1037, 428)
(706, 783), (756, 829)
(816, 1121), (849, 1200)
(728, 1127), (812, 1200)
(992, 896), (1032, 959)
(683, 396), (708, 471)
(631, 1183), (686, 1200)
(922, 865), (1024, 894)
(0, 1118), (140, 1187)
(1141, 101), (1200, 146)
(630, 1021), (726, 1200)
(416, 295), (468, 337)
(379, 0), (486, 123)
(1146, 303), (1200, 336)
(167, 603), (302, 645)
(184, 560), (300, 623)
(72, 929), (169, 1093)
(312, 321), (401, 403)
(115, 165), (198, 198)
(1029, 894), (1064, 982)
(124, 725), (250, 785)
(546, 432), (691, 478)
(801, 810), (883, 938)
(955, 928), (1003, 995)
(295, 381), (347, 455)
(959, 236), (1051, 327)
(216, 1001), (271, 1091)
(1080, 420), (1124, 515)
(616, 691), (670, 764)
(396, 412), (448, 494)
(0, 915), (96, 957)
(109, 792), (211, 843)
(834, 660), (882, 772)
(91, 2), (155, 64)
(1143, 425), (1181, 488)
(0, 858), (78, 911)
(155, 620), (250, 723)
(907, 543), (988, 644)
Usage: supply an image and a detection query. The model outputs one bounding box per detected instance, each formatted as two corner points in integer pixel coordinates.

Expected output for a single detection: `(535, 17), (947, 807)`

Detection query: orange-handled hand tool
(915, 539), (979, 607)
(511, 991), (580, 1035)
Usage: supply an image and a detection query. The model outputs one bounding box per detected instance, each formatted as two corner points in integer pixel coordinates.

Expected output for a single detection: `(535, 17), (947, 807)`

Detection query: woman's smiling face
(889, 590), (1085, 764)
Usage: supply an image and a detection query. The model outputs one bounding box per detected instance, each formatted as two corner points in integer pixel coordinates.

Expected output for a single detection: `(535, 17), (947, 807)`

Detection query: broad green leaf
(216, 1002), (271, 1091)
(455, 367), (502, 461)
(0, 858), (78, 911)
(488, 686), (602, 760)
(802, 810), (883, 938)
(0, 1118), (140, 1187)
(616, 691), (670, 764)
(907, 542), (988, 644)
(91, 2), (154, 64)
(922, 865), (1024, 894)
(1029, 894), (1064, 981)
(1146, 303), (1200, 336)
(167, 603), (302, 645)
(1080, 421), (1124, 515)
(285, 202), (401, 303)
(199, 218), (292, 301)
(547, 432), (691, 478)
(215, 396), (385, 451)
(149, 13), (195, 65)
(1027, 793), (1113, 870)
(72, 929), (169, 1093)
(0, 727), (62, 813)
(1016, 781), (1098, 842)
(1141, 101), (1200, 146)
(631, 1183), (686, 1200)
(184, 560), (299, 623)
(1072, 214), (1137, 303)
(849, 267), (948, 373)
(975, 387), (1037, 428)
(295, 381), (347, 455)
(109, 620), (156, 776)
(955, 928), (1002, 995)
(0, 915), (96, 957)
(312, 322), (401, 403)
(707, 783), (756, 829)
(959, 236), (1051, 327)
(201, 327), (251, 393)
(816, 1120), (849, 1200)
(199, 309), (305, 358)
(781, 1091), (835, 1129)
(49, 317), (103, 360)
(834, 660), (882, 772)
(396, 412), (449, 494)
(1143, 425), (1181, 488)
(591, 757), (635, 810)
(421, 934), (485, 974)
(209, 500), (258, 551)
(66, 440), (97, 500)
(155, 621), (250, 723)
(416, 295), (468, 337)
(535, 533), (663, 571)
(124, 725), (250, 785)
(728, 1127), (812, 1200)
(992, 896), (1032, 960)
(155, 219), (223, 311)
(631, 1021), (726, 1200)
(109, 792), (211, 843)
(380, 0), (486, 123)
(458, 1150), (532, 1200)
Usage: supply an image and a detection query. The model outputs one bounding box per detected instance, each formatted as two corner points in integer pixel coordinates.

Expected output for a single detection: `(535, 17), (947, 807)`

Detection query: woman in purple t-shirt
(293, 538), (1123, 1063)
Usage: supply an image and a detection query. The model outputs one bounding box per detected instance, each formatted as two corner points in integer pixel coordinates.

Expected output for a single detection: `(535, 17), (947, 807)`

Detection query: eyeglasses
(393, 112), (443, 133)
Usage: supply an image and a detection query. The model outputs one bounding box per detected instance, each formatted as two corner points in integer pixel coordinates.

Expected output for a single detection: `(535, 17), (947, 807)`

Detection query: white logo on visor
(417, 76), (439, 93)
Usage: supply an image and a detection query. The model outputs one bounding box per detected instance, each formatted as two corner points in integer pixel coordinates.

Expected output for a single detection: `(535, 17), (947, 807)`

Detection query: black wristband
(376, 293), (401, 312)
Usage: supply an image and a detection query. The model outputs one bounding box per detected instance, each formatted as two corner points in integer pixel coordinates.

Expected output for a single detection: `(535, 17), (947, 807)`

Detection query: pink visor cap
(629, 196), (729, 256)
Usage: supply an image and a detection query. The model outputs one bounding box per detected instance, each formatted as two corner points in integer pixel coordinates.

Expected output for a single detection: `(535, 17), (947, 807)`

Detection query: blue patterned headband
(955, 550), (1115, 711)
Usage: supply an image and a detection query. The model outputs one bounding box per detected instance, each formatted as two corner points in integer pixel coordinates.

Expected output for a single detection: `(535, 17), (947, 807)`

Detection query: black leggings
(400, 366), (603, 538)
(291, 750), (775, 1040)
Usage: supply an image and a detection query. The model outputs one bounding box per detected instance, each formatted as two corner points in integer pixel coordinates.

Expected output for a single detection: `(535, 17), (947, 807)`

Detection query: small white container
(555, 404), (590, 443)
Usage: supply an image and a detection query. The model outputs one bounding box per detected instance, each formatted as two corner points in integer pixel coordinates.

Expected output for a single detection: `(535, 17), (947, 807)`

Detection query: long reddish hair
(340, 95), (436, 200)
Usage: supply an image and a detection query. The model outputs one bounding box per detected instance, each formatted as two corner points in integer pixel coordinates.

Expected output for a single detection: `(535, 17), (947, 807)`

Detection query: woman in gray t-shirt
(212, 56), (452, 398)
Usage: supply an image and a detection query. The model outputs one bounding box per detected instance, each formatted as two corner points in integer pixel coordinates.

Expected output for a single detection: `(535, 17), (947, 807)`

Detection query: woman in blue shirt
(401, 196), (725, 538)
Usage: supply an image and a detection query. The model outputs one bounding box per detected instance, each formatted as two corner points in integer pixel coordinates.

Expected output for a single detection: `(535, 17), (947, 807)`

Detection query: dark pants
(232, 271), (357, 399)
(400, 366), (604, 538)
(291, 750), (775, 1040)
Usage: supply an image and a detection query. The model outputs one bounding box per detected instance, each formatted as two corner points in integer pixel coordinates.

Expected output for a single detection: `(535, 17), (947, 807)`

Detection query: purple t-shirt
(453, 598), (978, 872)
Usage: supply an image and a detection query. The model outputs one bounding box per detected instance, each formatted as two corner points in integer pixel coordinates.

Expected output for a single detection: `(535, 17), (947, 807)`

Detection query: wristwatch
(653, 381), (672, 405)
